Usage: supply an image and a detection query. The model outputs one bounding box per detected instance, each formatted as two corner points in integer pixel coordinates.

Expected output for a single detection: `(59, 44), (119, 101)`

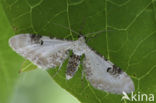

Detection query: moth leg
(58, 62), (63, 70)
(52, 63), (63, 78)
(81, 54), (86, 79)
(66, 53), (82, 80)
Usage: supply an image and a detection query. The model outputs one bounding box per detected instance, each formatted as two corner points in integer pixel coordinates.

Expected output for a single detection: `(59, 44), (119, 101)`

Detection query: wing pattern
(9, 34), (72, 69)
(9, 34), (135, 94)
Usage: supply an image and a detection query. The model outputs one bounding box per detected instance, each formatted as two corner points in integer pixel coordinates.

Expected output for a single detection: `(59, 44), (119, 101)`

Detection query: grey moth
(9, 34), (135, 94)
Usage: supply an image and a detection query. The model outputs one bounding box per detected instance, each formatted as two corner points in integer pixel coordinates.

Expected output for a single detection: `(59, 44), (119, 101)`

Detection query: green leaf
(2, 0), (156, 103)
(0, 3), (24, 103)
(19, 60), (37, 73)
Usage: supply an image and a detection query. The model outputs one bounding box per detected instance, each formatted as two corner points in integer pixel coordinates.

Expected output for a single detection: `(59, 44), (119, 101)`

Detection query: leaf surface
(0, 3), (24, 103)
(1, 0), (156, 102)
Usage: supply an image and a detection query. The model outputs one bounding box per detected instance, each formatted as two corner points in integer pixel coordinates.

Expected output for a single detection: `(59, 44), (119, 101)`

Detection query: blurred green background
(10, 69), (79, 103)
(0, 2), (79, 103)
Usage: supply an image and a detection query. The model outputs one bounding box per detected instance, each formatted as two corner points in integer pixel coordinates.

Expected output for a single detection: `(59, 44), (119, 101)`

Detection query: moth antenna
(84, 28), (115, 43)
(78, 17), (87, 34)
(85, 29), (107, 36)
(52, 22), (79, 35)
(85, 34), (96, 43)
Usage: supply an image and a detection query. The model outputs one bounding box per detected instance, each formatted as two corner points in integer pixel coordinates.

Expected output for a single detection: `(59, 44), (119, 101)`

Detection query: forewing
(83, 50), (135, 94)
(9, 34), (73, 69)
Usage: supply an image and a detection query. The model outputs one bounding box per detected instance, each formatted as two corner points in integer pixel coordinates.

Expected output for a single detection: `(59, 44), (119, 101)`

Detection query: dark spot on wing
(50, 36), (53, 39)
(30, 34), (43, 44)
(107, 67), (112, 72)
(107, 65), (123, 76)
(30, 34), (36, 39)
(113, 65), (122, 74)
(40, 40), (44, 45)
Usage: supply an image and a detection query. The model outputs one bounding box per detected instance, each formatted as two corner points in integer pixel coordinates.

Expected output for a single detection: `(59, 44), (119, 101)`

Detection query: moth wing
(83, 51), (135, 94)
(9, 34), (73, 69)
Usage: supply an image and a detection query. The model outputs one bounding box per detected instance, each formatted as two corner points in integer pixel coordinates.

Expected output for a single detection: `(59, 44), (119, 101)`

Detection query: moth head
(77, 33), (86, 43)
(78, 36), (86, 43)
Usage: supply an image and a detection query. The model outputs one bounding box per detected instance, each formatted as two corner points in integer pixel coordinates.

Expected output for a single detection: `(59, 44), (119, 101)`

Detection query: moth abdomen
(66, 53), (81, 80)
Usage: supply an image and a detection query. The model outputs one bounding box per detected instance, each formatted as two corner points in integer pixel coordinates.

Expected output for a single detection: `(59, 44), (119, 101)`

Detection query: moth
(9, 34), (135, 94)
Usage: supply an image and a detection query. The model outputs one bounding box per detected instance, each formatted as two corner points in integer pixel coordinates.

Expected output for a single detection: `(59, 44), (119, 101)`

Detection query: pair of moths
(9, 34), (135, 94)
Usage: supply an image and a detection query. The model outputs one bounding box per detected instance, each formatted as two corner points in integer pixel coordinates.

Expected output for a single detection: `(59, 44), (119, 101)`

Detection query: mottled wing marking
(66, 53), (81, 80)
(30, 34), (42, 44)
(9, 34), (73, 69)
(83, 50), (135, 94)
(107, 65), (123, 77)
